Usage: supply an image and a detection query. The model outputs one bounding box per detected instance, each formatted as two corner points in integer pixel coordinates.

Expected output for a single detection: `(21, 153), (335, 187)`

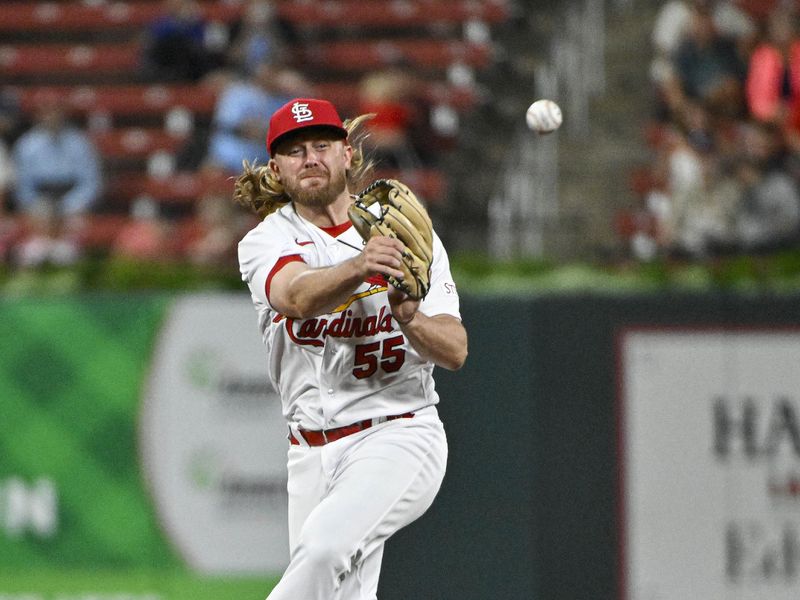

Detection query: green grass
(7, 251), (800, 297)
(448, 251), (800, 295)
(0, 569), (279, 599)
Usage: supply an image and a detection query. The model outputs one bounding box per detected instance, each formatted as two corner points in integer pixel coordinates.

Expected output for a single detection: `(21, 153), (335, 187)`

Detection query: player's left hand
(348, 179), (433, 300)
(388, 285), (420, 326)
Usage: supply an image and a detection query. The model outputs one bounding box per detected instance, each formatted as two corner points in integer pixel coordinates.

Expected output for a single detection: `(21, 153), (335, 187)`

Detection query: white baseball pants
(265, 405), (448, 600)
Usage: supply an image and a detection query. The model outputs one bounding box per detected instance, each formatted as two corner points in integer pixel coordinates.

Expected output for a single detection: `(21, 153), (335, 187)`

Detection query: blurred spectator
(207, 63), (309, 172)
(176, 161), (247, 268)
(745, 9), (800, 149)
(637, 114), (800, 258)
(0, 89), (22, 144)
(0, 138), (12, 212)
(651, 1), (756, 89)
(660, 2), (747, 123)
(142, 0), (226, 81)
(1, 91), (20, 210)
(652, 0), (693, 66)
(12, 96), (101, 218)
(639, 109), (744, 257)
(0, 220), (19, 266)
(0, 161), (19, 266)
(734, 160), (800, 250)
(734, 120), (800, 250)
(651, 124), (715, 255)
(226, 0), (287, 76)
(185, 202), (239, 268)
(0, 93), (24, 264)
(180, 197), (242, 268)
(13, 201), (81, 269)
(111, 197), (177, 262)
(357, 69), (423, 169)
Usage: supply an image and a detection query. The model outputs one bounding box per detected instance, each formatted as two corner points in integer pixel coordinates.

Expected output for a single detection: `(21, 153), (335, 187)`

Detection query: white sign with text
(140, 293), (288, 574)
(620, 330), (800, 600)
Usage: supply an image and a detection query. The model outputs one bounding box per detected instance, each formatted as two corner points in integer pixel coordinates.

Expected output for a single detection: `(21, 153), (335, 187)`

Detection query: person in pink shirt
(746, 8), (800, 144)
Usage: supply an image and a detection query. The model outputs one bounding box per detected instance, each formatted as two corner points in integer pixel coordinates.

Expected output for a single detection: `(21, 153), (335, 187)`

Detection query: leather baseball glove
(348, 179), (433, 300)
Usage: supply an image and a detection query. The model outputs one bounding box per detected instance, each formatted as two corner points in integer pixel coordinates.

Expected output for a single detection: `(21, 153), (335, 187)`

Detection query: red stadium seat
(315, 81), (479, 112)
(0, 1), (244, 32)
(0, 0), (507, 33)
(277, 0), (510, 28)
(734, 0), (778, 20)
(1, 0), (506, 218)
(9, 84), (219, 118)
(9, 81), (475, 121)
(104, 168), (446, 207)
(78, 215), (130, 250)
(92, 128), (190, 160)
(0, 42), (139, 76)
(2, 214), (130, 253)
(298, 39), (493, 72)
(105, 171), (233, 206)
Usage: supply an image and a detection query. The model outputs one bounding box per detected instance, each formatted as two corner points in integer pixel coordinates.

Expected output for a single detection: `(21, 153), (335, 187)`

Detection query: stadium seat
(297, 39), (493, 72)
(91, 128), (190, 160)
(10, 81), (475, 121)
(0, 0), (508, 33)
(78, 215), (130, 251)
(1, 0), (505, 237)
(0, 42), (140, 77)
(0, 1), (243, 32)
(105, 170), (233, 208)
(104, 168), (446, 207)
(2, 38), (491, 79)
(315, 81), (478, 113)
(277, 0), (510, 28)
(9, 84), (219, 118)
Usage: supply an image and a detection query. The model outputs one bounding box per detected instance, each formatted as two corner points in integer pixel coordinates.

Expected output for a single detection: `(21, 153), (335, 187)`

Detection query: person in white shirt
(235, 97), (467, 600)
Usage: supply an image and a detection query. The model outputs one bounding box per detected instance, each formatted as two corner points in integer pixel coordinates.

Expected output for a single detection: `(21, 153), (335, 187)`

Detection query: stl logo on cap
(267, 98), (347, 155)
(291, 102), (314, 123)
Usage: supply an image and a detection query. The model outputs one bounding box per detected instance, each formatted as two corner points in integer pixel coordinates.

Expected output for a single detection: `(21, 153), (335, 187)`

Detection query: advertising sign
(0, 294), (284, 599)
(140, 293), (289, 574)
(620, 330), (800, 600)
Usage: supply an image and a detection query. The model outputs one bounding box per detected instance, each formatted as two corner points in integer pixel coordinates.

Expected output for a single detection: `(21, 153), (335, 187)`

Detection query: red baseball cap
(267, 98), (348, 155)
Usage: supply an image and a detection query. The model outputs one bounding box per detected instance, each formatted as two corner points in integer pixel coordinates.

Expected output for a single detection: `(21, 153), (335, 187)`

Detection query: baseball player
(235, 97), (467, 600)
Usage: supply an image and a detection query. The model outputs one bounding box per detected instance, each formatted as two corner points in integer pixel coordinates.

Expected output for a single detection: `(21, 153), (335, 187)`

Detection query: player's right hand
(359, 236), (406, 282)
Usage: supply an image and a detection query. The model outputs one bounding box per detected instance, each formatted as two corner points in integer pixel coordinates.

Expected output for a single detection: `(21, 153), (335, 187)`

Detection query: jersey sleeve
(238, 218), (311, 311)
(419, 230), (461, 319)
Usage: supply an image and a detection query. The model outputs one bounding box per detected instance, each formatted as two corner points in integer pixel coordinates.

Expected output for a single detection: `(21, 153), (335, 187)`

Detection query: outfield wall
(1, 292), (799, 600)
(382, 293), (800, 600)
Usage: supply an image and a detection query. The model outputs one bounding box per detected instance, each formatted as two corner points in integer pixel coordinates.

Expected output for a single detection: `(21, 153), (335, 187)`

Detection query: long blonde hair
(232, 113), (376, 219)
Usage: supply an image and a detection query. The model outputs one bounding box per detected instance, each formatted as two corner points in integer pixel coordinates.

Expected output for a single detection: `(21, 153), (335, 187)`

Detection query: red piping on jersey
(266, 254), (305, 302)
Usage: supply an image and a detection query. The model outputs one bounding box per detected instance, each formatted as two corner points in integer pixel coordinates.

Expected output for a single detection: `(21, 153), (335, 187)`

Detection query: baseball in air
(526, 99), (563, 134)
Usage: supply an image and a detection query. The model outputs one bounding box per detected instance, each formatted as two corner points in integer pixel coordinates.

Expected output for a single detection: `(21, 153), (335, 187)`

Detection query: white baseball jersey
(238, 202), (461, 430)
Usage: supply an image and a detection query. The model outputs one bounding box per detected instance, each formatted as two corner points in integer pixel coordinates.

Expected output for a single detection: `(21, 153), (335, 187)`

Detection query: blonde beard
(286, 170), (348, 208)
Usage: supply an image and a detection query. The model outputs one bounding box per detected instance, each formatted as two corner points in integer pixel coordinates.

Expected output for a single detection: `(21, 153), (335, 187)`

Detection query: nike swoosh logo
(295, 238), (314, 246)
